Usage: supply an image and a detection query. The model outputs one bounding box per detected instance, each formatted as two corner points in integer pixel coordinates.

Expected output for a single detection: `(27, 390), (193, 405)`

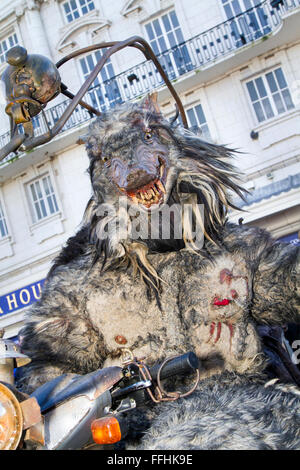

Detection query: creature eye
(144, 129), (153, 142)
(102, 156), (109, 162)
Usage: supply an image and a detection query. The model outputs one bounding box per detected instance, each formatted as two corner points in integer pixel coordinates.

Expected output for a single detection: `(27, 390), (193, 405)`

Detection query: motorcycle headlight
(0, 383), (23, 450)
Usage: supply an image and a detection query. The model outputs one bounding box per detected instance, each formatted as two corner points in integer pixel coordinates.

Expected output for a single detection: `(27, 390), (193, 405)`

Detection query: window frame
(244, 66), (295, 125)
(0, 197), (9, 239)
(0, 32), (18, 65)
(26, 173), (60, 224)
(175, 102), (211, 140)
(144, 9), (193, 79)
(62, 0), (96, 24)
(185, 103), (211, 140)
(78, 49), (122, 112)
(220, 0), (271, 45)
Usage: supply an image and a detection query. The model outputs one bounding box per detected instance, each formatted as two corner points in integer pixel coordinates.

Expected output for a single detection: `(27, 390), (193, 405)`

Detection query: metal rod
(56, 36), (188, 128)
(51, 38), (134, 136)
(20, 39), (135, 151)
(55, 41), (146, 68)
(14, 36), (188, 153)
(60, 84), (101, 117)
(132, 37), (188, 128)
(0, 134), (26, 161)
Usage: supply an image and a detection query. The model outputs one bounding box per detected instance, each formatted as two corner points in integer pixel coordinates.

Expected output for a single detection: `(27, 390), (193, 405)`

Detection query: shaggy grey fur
(17, 223), (299, 393)
(16, 95), (300, 449)
(138, 373), (300, 450)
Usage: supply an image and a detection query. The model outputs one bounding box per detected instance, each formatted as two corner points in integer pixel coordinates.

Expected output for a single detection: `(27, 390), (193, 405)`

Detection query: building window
(0, 33), (18, 64)
(221, 0), (271, 46)
(186, 104), (211, 140)
(79, 50), (122, 111)
(27, 175), (59, 223)
(176, 103), (211, 140)
(62, 0), (95, 23)
(0, 200), (8, 238)
(246, 67), (295, 123)
(145, 10), (193, 79)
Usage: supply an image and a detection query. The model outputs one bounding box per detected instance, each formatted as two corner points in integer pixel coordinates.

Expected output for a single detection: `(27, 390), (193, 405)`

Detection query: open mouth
(127, 178), (166, 209)
(120, 160), (167, 210)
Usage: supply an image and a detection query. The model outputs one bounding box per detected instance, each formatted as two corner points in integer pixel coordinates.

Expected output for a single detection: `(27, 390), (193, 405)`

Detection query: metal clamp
(133, 355), (200, 403)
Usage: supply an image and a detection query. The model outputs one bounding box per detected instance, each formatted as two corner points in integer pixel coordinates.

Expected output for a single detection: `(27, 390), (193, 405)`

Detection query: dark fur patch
(48, 225), (90, 278)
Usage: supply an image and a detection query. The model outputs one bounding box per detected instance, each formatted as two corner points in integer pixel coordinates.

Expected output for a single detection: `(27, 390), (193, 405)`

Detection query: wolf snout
(125, 167), (157, 191)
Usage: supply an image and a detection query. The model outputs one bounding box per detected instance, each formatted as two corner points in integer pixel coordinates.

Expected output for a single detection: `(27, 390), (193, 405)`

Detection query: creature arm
(251, 241), (300, 325)
(17, 265), (107, 394)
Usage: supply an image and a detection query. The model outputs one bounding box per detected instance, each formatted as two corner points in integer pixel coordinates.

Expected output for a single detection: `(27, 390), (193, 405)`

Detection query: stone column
(16, 0), (52, 58)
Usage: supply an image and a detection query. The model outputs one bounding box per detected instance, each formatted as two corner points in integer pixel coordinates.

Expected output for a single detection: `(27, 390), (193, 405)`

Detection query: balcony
(0, 0), (299, 166)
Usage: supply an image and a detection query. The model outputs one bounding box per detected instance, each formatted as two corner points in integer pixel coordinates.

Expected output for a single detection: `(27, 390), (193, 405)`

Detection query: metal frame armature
(0, 36), (187, 162)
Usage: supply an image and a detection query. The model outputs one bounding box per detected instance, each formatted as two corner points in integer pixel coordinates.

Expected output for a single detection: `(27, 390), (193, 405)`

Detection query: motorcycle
(0, 332), (200, 450)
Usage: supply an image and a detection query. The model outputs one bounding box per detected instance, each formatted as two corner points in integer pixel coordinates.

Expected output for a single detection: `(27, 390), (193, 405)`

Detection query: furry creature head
(82, 93), (245, 280)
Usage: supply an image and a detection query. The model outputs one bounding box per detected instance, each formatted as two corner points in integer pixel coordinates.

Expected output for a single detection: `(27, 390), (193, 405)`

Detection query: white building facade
(0, 0), (299, 338)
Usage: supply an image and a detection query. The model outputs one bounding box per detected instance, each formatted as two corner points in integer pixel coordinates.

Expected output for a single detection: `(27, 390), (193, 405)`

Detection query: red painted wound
(230, 289), (238, 299)
(220, 269), (233, 286)
(214, 322), (222, 343)
(213, 298), (231, 306)
(206, 322), (216, 343)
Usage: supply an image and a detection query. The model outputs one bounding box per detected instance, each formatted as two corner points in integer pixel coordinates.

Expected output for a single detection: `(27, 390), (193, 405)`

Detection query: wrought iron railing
(0, 0), (299, 164)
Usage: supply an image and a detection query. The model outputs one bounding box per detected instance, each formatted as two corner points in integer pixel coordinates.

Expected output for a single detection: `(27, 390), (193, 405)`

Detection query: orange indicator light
(91, 416), (122, 445)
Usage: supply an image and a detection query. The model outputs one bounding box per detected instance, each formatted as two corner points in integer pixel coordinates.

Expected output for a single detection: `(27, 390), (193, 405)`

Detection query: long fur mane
(49, 100), (246, 299)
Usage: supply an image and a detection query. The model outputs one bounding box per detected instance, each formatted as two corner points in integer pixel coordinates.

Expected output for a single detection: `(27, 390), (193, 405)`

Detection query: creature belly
(75, 248), (261, 375)
(86, 283), (187, 368)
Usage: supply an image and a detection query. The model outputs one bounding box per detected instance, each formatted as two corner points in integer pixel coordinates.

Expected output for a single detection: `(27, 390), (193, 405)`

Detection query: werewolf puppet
(17, 94), (300, 449)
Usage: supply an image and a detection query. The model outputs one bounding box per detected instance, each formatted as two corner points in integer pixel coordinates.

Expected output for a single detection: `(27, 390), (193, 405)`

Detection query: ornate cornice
(14, 4), (25, 19)
(121, 0), (143, 18)
(14, 0), (50, 18)
(57, 11), (111, 52)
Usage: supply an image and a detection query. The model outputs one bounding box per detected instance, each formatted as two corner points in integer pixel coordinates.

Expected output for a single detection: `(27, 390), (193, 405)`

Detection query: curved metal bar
(131, 36), (187, 128)
(55, 36), (187, 127)
(156, 355), (200, 401)
(55, 40), (146, 68)
(7, 36), (187, 156)
(20, 38), (138, 151)
(52, 38), (141, 135)
(60, 83), (101, 117)
(0, 134), (26, 161)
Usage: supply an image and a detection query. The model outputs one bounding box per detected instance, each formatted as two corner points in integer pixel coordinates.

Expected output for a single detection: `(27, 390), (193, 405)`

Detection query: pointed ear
(141, 92), (161, 115)
(76, 136), (86, 145)
(76, 130), (90, 146)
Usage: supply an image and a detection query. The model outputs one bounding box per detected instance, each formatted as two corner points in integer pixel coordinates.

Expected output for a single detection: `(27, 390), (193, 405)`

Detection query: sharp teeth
(160, 164), (164, 178)
(157, 180), (166, 194)
(130, 180), (165, 207)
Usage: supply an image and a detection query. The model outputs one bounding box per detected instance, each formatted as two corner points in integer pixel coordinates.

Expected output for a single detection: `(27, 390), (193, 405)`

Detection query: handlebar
(149, 352), (199, 382)
(15, 351), (200, 449)
(90, 351), (200, 447)
(110, 351), (200, 403)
